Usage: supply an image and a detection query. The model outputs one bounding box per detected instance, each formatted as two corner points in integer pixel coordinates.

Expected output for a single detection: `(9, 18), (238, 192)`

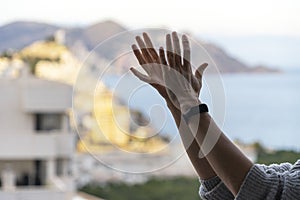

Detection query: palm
(130, 32), (207, 110)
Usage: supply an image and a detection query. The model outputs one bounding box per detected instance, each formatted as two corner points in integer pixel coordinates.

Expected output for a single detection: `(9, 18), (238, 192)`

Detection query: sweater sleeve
(199, 176), (234, 200)
(198, 160), (300, 200)
(236, 160), (300, 200)
(263, 162), (293, 173)
(282, 160), (300, 199)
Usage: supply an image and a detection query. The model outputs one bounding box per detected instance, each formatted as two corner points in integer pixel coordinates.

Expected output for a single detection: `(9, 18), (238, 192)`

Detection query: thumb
(130, 67), (151, 83)
(195, 63), (208, 80)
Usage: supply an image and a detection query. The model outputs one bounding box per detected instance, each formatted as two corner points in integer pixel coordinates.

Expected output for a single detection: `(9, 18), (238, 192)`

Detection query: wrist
(179, 98), (201, 114)
(183, 103), (209, 123)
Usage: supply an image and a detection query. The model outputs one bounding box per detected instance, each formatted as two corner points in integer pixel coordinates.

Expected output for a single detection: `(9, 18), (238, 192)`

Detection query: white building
(0, 69), (76, 200)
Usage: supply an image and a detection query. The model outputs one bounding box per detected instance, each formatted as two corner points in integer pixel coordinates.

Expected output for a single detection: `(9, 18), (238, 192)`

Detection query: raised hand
(130, 32), (208, 112)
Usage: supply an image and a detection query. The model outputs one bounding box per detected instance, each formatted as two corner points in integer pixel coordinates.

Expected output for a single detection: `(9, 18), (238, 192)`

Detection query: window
(35, 113), (62, 131)
(56, 158), (64, 176)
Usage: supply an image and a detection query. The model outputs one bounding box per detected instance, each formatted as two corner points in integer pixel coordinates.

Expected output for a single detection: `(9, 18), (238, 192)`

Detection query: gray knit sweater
(199, 160), (300, 200)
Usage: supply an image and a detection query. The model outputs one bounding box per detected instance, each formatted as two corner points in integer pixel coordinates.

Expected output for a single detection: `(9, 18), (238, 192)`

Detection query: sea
(102, 72), (300, 151)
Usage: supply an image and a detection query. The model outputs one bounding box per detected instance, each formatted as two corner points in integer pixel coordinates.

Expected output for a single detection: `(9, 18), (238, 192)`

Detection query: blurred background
(0, 0), (299, 199)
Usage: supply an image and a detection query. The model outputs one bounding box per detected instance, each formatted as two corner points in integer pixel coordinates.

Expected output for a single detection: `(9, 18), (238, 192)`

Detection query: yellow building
(93, 83), (130, 147)
(77, 82), (167, 154)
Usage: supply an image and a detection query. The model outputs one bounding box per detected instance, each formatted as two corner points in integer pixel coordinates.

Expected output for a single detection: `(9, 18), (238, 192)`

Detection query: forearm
(166, 102), (216, 179)
(187, 112), (253, 196)
(186, 139), (217, 179)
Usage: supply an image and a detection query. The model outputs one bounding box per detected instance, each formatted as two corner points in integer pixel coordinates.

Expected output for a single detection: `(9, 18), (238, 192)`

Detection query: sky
(1, 0), (300, 69)
(2, 0), (300, 36)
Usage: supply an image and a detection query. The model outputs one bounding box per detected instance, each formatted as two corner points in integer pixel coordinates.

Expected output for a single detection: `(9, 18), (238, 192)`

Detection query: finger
(132, 44), (153, 75)
(172, 31), (182, 70)
(159, 47), (167, 66)
(182, 35), (192, 75)
(130, 67), (151, 83)
(135, 36), (153, 63)
(143, 32), (160, 63)
(132, 44), (146, 65)
(166, 34), (174, 68)
(195, 63), (208, 81)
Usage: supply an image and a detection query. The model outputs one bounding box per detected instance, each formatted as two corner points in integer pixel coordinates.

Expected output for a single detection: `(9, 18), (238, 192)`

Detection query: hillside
(0, 20), (279, 73)
(0, 21), (59, 52)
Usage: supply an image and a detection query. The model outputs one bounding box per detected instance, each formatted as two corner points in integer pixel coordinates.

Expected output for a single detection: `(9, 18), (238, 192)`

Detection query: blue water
(103, 73), (300, 150)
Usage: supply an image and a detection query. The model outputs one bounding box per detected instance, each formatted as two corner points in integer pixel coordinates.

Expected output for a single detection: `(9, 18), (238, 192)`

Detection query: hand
(130, 33), (172, 102)
(130, 32), (208, 112)
(162, 32), (208, 113)
(162, 64), (201, 113)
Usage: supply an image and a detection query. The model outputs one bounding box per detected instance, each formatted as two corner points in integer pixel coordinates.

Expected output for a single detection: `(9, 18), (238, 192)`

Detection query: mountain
(0, 20), (279, 73)
(199, 34), (300, 70)
(202, 42), (279, 73)
(66, 20), (132, 61)
(67, 20), (127, 47)
(0, 21), (59, 53)
(203, 42), (248, 72)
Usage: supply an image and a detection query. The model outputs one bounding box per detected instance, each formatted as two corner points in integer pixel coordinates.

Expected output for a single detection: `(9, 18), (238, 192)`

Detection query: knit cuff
(199, 177), (234, 200)
(235, 164), (282, 200)
(200, 176), (221, 191)
(266, 162), (292, 173)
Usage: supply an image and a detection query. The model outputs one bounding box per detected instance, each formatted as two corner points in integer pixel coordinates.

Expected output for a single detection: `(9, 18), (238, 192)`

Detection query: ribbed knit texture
(199, 176), (234, 200)
(199, 160), (300, 200)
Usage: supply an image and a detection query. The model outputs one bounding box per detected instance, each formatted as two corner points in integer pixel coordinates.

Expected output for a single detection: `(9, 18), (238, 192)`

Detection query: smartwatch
(183, 104), (209, 122)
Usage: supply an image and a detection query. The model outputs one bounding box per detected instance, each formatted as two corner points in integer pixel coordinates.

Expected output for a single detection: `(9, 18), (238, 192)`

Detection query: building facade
(0, 69), (75, 200)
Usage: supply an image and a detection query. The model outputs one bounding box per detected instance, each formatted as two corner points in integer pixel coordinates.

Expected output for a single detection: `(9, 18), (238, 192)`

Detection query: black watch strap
(183, 104), (209, 122)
